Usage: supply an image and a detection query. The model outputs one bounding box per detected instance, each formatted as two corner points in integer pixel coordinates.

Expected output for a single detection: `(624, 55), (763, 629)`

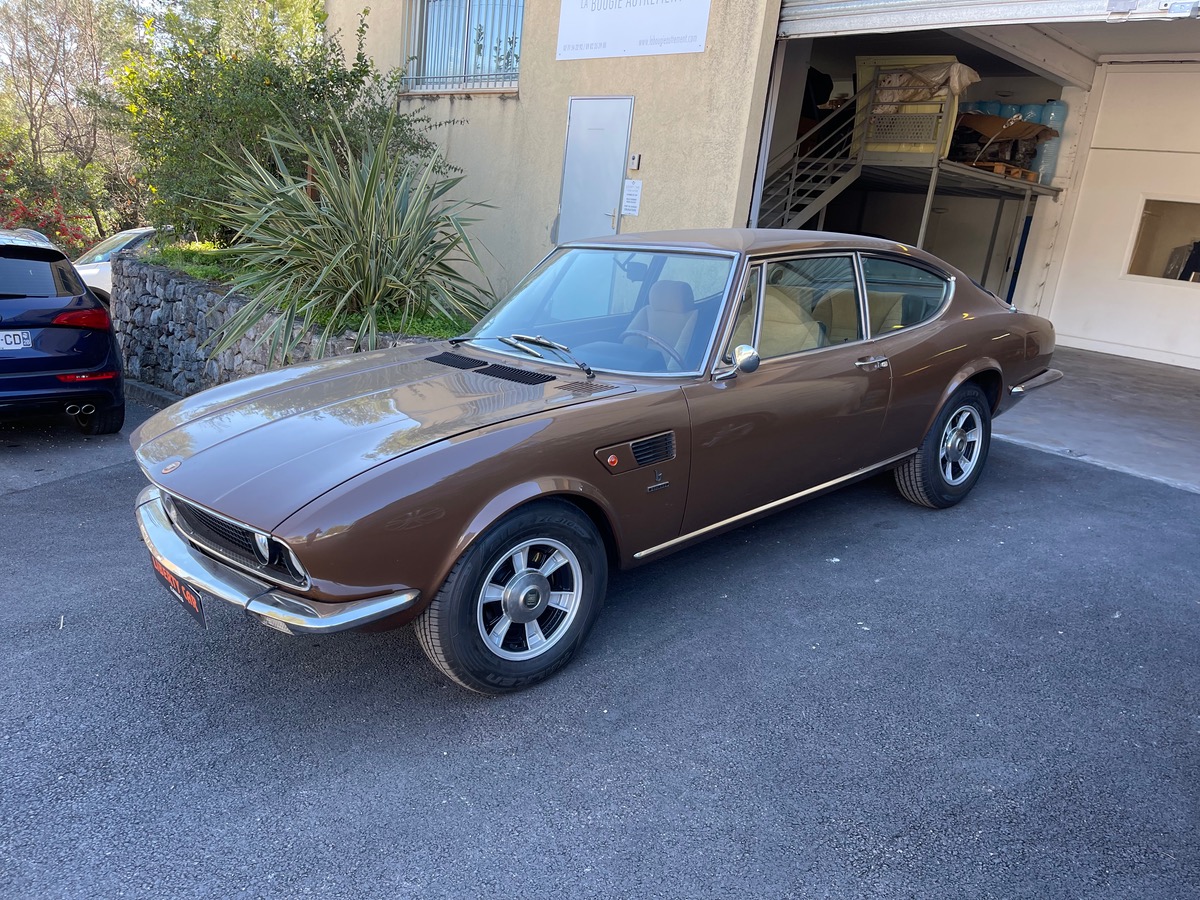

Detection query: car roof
(563, 227), (958, 268)
(565, 227), (907, 254)
(0, 229), (68, 257)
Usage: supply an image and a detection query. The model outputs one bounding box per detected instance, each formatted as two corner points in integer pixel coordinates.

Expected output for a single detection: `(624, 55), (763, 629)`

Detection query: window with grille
(403, 0), (524, 91)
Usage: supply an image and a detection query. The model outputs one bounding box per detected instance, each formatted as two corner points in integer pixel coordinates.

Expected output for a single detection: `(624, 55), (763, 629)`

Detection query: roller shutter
(778, 0), (1199, 38)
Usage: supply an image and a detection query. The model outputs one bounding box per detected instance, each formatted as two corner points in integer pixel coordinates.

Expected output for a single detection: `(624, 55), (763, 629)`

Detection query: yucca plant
(207, 112), (492, 365)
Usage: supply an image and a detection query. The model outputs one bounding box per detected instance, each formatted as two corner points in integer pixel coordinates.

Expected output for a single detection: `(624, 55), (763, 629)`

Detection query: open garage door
(764, 3), (1200, 368)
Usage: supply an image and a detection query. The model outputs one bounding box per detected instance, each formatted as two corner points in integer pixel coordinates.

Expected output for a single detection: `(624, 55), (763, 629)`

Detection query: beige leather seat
(623, 280), (698, 369)
(759, 286), (824, 357)
(812, 289), (861, 344)
(868, 291), (905, 334)
(813, 288), (908, 341)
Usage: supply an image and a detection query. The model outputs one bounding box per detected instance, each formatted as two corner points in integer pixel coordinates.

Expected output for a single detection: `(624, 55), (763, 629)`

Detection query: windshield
(76, 230), (149, 265)
(466, 247), (735, 375)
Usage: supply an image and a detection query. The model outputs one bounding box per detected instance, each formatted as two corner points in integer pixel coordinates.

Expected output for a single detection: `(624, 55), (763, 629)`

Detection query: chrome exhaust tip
(65, 404), (81, 416)
(80, 404), (96, 415)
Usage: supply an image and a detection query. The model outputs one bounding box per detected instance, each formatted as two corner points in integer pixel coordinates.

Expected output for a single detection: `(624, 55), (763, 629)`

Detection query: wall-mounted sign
(621, 179), (642, 216)
(557, 0), (712, 61)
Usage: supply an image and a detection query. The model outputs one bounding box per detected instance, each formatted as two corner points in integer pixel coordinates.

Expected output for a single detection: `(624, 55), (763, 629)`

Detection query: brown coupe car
(132, 229), (1061, 693)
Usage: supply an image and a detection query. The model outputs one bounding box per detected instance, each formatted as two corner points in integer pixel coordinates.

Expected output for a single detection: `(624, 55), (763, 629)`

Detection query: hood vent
(426, 351), (487, 370)
(631, 431), (676, 466)
(477, 364), (556, 386)
(557, 381), (617, 395)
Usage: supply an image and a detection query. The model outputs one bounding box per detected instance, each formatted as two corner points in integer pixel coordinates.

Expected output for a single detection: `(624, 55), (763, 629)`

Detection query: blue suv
(0, 229), (125, 434)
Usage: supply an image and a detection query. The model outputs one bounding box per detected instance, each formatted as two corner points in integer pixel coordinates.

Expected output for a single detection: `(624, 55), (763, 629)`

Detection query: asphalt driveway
(1, 404), (1197, 899)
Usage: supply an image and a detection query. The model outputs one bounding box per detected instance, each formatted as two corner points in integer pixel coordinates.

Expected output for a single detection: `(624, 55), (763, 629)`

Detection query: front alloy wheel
(416, 500), (607, 694)
(476, 538), (584, 661)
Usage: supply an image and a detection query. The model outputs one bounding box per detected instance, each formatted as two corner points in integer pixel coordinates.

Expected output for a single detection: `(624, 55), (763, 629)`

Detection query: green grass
(143, 241), (239, 283)
(311, 308), (472, 340)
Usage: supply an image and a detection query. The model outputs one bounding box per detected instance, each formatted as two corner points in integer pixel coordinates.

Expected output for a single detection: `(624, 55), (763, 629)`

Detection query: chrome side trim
(633, 450), (915, 560)
(136, 486), (419, 634)
(1010, 368), (1064, 395)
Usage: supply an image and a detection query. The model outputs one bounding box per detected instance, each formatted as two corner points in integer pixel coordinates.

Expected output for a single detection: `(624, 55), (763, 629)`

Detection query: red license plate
(150, 554), (207, 628)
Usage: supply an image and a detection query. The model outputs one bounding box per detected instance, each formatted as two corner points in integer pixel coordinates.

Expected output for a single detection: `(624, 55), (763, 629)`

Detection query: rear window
(0, 249), (86, 298)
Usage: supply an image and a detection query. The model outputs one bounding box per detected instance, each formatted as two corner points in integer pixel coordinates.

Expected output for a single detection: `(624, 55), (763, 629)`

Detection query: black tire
(76, 402), (125, 436)
(895, 383), (991, 509)
(415, 499), (607, 695)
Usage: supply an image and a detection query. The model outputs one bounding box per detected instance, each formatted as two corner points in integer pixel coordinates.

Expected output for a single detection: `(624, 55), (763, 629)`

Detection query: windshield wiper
(448, 334), (545, 359)
(511, 334), (595, 381)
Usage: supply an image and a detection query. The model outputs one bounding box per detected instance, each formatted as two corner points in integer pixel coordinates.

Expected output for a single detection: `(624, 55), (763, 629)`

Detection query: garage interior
(753, 18), (1200, 306)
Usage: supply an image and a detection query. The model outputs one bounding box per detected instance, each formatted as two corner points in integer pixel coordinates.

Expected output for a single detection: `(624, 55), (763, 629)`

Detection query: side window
(723, 266), (759, 363)
(861, 257), (950, 337)
(761, 255), (859, 357)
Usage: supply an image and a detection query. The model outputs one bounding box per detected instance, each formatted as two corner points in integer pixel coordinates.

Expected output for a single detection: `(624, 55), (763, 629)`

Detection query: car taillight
(56, 371), (118, 382)
(52, 308), (111, 329)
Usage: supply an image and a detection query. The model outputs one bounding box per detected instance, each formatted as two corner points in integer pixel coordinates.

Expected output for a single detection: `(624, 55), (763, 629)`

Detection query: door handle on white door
(855, 355), (890, 370)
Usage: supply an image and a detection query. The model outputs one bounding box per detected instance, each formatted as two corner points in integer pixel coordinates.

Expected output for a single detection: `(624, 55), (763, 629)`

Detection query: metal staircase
(756, 81), (876, 230)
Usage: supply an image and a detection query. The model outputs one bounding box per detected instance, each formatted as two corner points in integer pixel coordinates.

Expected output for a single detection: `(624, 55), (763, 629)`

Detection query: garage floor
(993, 346), (1200, 494)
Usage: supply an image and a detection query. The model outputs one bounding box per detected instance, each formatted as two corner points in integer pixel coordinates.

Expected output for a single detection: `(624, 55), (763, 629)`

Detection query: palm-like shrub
(209, 114), (491, 365)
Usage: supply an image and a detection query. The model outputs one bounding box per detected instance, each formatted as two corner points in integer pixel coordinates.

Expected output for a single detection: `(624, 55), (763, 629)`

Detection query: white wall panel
(1052, 147), (1200, 367)
(1092, 67), (1200, 152)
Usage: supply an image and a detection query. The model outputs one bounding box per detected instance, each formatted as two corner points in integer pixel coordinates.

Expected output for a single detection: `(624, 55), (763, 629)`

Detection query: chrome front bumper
(135, 486), (419, 634)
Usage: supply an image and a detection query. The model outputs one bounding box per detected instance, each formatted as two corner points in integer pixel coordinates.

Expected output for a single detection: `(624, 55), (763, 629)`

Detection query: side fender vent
(631, 431), (676, 466)
(427, 352), (487, 370)
(557, 381), (617, 395)
(477, 364), (556, 386)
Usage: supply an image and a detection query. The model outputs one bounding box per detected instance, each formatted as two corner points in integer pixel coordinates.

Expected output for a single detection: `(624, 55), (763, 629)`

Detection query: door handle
(609, 208), (618, 229)
(855, 355), (890, 370)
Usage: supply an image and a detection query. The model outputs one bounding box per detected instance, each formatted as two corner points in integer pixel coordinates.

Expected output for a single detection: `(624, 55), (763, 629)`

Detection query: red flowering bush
(0, 154), (88, 254)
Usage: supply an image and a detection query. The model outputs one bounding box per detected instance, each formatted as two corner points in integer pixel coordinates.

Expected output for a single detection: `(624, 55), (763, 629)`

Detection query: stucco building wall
(328, 0), (782, 296)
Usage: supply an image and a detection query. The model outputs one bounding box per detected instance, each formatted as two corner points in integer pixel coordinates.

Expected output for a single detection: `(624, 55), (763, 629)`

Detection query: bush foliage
(207, 112), (490, 363)
(113, 6), (439, 238)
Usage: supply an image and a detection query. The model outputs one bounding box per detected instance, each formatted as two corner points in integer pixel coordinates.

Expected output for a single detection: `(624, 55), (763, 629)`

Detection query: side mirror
(731, 344), (760, 374)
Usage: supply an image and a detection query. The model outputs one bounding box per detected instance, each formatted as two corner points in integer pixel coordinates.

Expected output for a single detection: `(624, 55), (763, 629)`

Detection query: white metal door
(557, 97), (634, 245)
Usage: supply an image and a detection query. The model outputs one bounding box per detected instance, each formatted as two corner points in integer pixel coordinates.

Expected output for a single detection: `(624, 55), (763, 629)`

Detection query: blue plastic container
(1033, 99), (1068, 185)
(1000, 104), (1021, 120)
(980, 101), (1002, 117)
(1019, 103), (1044, 124)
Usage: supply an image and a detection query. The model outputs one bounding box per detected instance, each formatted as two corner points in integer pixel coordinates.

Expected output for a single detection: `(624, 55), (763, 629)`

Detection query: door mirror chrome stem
(715, 345), (761, 381)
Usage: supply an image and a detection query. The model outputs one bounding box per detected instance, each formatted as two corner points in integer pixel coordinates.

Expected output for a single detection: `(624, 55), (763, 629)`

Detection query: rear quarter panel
(872, 284), (1036, 457)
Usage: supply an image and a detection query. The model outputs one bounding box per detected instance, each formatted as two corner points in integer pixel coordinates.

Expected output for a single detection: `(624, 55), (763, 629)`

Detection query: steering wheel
(619, 329), (686, 369)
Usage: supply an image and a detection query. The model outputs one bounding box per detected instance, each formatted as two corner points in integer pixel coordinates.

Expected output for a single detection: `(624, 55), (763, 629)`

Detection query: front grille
(631, 431), (676, 466)
(167, 495), (307, 589)
(477, 364), (556, 385)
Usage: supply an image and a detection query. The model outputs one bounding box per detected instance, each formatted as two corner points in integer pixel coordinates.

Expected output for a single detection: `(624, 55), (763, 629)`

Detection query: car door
(680, 254), (893, 534)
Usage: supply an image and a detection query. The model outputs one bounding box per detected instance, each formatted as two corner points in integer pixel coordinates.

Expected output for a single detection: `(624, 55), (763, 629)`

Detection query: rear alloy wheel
(75, 402), (125, 436)
(895, 383), (991, 509)
(416, 500), (607, 694)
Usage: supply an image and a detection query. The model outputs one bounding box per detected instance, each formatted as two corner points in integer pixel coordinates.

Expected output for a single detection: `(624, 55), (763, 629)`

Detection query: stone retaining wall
(110, 254), (428, 397)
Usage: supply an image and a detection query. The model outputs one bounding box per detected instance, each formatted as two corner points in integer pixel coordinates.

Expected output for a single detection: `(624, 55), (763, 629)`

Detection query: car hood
(132, 344), (632, 530)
